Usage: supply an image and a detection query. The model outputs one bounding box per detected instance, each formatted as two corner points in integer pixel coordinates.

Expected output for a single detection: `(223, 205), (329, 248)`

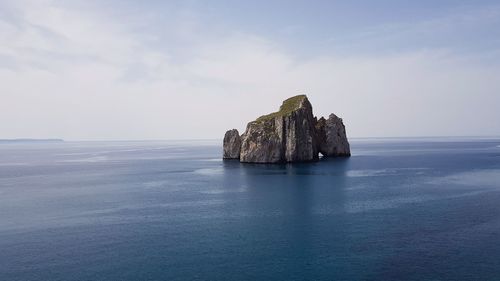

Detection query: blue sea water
(1, 138), (500, 281)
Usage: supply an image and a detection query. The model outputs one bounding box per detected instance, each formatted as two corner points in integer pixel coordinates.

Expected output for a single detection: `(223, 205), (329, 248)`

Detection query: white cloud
(0, 0), (499, 140)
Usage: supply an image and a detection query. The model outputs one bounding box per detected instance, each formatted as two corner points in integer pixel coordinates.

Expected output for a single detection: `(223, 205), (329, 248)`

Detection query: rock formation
(223, 129), (242, 159)
(223, 95), (350, 163)
(316, 114), (351, 157)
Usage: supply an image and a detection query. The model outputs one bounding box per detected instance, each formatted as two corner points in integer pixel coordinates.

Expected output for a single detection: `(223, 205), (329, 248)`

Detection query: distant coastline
(0, 139), (64, 143)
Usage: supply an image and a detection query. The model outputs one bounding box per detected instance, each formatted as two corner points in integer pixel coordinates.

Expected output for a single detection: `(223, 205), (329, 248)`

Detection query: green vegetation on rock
(255, 95), (307, 122)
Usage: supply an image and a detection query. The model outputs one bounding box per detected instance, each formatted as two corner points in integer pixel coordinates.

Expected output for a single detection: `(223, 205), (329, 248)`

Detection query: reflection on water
(222, 158), (350, 217)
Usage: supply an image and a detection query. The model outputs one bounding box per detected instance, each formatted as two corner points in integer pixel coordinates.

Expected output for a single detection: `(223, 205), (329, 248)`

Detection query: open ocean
(1, 138), (500, 281)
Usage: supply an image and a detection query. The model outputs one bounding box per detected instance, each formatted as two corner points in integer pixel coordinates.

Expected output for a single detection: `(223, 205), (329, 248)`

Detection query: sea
(1, 138), (500, 281)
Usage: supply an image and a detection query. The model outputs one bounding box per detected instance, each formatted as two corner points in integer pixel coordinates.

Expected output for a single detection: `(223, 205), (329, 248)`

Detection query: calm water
(1, 138), (500, 281)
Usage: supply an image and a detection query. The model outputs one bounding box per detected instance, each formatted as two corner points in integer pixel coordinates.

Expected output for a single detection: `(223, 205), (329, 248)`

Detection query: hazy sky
(1, 0), (500, 140)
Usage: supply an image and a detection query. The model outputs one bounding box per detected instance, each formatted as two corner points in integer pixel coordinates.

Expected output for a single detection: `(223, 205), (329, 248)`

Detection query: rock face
(223, 129), (241, 159)
(239, 95), (318, 163)
(223, 95), (350, 163)
(316, 114), (351, 157)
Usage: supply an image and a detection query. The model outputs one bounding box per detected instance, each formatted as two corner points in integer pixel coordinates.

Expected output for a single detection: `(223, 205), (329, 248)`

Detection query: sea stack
(223, 129), (242, 159)
(223, 95), (350, 163)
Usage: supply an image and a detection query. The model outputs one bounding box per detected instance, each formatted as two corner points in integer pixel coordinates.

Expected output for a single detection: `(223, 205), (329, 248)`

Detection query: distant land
(0, 139), (64, 143)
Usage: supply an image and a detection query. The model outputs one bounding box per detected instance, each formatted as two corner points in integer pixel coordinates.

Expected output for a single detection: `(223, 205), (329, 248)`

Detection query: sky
(1, 0), (500, 140)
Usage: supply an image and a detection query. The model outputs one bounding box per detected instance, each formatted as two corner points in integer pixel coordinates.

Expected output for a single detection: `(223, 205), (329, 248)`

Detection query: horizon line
(2, 135), (500, 142)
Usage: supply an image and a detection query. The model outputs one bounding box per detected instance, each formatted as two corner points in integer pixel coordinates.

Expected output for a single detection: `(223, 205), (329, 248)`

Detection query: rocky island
(223, 95), (350, 163)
